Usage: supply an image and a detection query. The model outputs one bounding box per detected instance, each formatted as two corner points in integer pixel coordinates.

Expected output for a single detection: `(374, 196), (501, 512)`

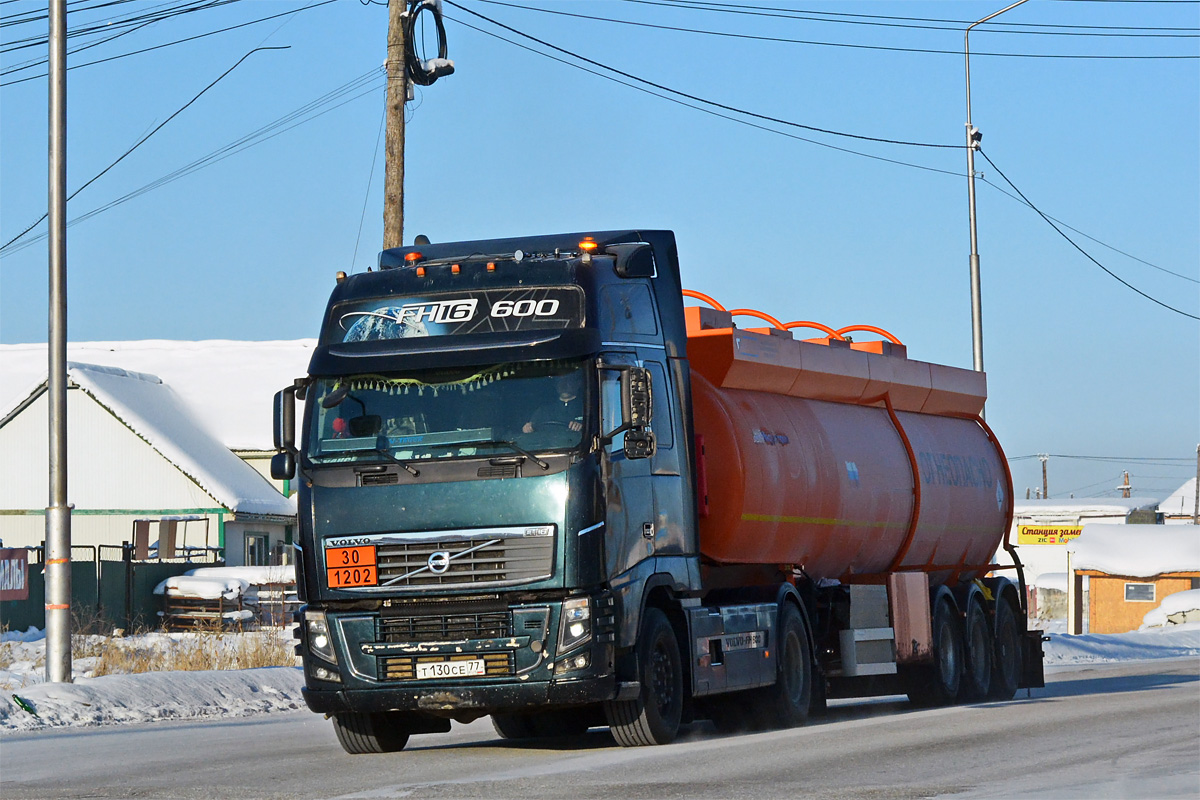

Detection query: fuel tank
(686, 312), (1012, 584)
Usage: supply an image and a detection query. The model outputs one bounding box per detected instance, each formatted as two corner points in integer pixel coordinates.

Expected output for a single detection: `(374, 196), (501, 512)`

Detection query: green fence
(0, 544), (221, 633)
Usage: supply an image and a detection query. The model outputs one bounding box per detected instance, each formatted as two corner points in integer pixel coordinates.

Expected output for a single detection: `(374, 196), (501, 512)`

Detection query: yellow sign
(1018, 525), (1083, 545)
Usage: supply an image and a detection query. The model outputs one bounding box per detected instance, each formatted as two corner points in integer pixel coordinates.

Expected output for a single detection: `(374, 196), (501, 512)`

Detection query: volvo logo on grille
(428, 551), (451, 574)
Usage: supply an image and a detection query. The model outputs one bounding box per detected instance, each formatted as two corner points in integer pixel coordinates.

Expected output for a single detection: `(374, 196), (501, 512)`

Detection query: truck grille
(376, 536), (553, 589)
(379, 612), (512, 643)
(379, 652), (514, 681)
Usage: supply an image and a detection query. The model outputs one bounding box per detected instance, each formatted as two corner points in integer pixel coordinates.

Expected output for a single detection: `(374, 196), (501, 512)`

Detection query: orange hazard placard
(325, 545), (378, 588)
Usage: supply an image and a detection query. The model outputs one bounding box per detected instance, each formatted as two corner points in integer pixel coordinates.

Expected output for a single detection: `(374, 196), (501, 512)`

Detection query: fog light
(572, 654), (589, 669)
(311, 665), (341, 683)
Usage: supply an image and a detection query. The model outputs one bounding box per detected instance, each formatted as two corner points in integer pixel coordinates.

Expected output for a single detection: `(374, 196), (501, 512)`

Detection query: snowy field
(2, 623), (1198, 733)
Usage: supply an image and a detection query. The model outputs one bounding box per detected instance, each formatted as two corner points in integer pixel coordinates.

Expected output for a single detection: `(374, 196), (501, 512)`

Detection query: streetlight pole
(46, 0), (72, 684)
(965, 0), (1029, 376)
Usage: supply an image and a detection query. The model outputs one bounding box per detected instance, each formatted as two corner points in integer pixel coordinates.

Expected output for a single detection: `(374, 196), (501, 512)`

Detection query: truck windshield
(306, 360), (590, 464)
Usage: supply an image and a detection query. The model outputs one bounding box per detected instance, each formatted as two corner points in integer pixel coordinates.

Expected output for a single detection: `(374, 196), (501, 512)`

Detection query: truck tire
(331, 711), (410, 754)
(752, 602), (812, 729)
(907, 599), (963, 707)
(960, 599), (992, 702)
(604, 607), (683, 747)
(988, 599), (1021, 701)
(492, 710), (591, 740)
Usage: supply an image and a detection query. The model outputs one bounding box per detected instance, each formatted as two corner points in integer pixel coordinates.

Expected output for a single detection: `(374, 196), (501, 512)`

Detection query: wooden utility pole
(1039, 454), (1049, 500)
(1118, 471), (1131, 499)
(383, 0), (407, 249)
(1193, 444), (1199, 525)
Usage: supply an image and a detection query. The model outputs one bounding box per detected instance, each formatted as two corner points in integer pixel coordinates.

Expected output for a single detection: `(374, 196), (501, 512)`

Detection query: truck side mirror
(272, 380), (304, 480)
(273, 388), (295, 452)
(623, 366), (652, 427)
(623, 428), (655, 460)
(271, 451), (295, 481)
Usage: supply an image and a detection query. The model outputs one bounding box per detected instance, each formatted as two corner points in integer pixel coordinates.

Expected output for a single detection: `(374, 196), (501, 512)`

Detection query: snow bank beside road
(1044, 622), (1200, 665)
(0, 666), (304, 732)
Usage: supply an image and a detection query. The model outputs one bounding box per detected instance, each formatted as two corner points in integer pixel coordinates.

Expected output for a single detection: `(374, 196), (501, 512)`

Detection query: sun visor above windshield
(307, 328), (603, 376)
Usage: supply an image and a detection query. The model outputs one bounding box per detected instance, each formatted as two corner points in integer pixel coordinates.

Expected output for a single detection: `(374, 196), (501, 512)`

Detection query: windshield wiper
(457, 439), (550, 471)
(374, 446), (421, 476)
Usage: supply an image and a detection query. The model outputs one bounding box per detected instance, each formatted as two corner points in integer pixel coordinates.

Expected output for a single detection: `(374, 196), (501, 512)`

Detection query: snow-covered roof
(1067, 523), (1200, 577)
(1159, 478), (1197, 519)
(1012, 498), (1159, 524)
(0, 340), (314, 451)
(6, 363), (294, 518)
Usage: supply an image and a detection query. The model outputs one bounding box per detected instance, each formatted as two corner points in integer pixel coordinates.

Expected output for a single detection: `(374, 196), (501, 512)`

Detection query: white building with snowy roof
(0, 361), (297, 566)
(0, 340), (315, 489)
(1159, 478), (1197, 524)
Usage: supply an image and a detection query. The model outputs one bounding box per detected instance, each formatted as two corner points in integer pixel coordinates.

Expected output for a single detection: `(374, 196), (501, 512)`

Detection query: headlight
(306, 610), (338, 665)
(557, 596), (592, 654)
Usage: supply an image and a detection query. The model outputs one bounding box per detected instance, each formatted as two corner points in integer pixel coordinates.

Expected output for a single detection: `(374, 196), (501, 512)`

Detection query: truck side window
(645, 362), (672, 449)
(600, 369), (625, 450)
(600, 285), (658, 337)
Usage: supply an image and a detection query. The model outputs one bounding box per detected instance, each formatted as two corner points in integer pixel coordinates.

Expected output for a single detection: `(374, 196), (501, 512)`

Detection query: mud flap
(1019, 629), (1047, 690)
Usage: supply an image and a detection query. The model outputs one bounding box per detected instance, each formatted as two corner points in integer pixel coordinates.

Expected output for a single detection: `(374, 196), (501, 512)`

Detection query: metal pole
(965, 0), (1029, 380)
(46, 0), (72, 684)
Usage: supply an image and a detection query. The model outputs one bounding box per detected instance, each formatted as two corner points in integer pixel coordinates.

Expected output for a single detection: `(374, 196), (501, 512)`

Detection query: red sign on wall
(0, 548), (30, 601)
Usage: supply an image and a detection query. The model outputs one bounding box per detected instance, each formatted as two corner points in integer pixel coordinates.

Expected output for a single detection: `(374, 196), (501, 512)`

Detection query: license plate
(415, 659), (486, 680)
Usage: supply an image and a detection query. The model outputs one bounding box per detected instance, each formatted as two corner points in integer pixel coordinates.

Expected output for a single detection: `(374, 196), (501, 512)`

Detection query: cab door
(599, 353), (656, 578)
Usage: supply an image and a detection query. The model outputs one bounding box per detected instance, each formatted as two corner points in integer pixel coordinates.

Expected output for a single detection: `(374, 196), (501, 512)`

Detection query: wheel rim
(938, 618), (958, 687)
(651, 637), (676, 715)
(782, 631), (803, 705)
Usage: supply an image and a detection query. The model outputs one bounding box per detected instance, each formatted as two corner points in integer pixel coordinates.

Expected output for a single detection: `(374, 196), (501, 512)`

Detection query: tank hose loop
(883, 392), (923, 573)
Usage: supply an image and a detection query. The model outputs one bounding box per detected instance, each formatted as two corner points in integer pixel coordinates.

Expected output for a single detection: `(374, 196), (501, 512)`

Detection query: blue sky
(1, 0), (1197, 502)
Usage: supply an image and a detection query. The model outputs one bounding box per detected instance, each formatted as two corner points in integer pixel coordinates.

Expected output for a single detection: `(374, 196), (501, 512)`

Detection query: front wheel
(605, 607), (683, 747)
(331, 711), (410, 754)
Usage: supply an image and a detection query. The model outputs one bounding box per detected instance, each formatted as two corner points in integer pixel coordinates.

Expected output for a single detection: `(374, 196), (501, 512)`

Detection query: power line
(1, 68), (385, 254)
(447, 3), (1190, 288)
(0, 0), (336, 87)
(642, 0), (1200, 33)
(467, 0), (1199, 59)
(1011, 454), (1195, 463)
(1, 46), (286, 252)
(978, 149), (1199, 321)
(447, 1), (960, 149)
(444, 12), (961, 180)
(977, 176), (1198, 285)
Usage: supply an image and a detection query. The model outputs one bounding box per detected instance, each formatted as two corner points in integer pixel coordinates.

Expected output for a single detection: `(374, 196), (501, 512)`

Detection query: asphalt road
(3, 659), (1197, 800)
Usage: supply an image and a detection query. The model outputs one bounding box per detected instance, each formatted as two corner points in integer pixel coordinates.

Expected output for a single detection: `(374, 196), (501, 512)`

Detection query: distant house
(0, 340), (315, 494)
(0, 363), (295, 566)
(993, 498), (1162, 594)
(1159, 478), (1197, 525)
(1065, 524), (1200, 635)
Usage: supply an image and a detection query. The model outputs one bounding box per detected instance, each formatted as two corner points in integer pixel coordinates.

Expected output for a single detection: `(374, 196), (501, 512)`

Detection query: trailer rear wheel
(754, 602), (812, 728)
(907, 599), (962, 707)
(605, 607), (683, 746)
(960, 599), (992, 702)
(988, 599), (1021, 701)
(331, 711), (410, 754)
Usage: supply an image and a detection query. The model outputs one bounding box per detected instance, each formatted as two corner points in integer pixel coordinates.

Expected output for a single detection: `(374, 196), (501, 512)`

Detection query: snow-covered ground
(3, 622), (1198, 733)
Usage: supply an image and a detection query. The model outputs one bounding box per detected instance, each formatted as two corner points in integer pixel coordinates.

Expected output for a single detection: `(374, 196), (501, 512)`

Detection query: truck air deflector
(308, 328), (603, 374)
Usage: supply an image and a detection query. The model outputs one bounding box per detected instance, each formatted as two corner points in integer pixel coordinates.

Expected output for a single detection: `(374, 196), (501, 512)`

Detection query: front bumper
(303, 670), (616, 715)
